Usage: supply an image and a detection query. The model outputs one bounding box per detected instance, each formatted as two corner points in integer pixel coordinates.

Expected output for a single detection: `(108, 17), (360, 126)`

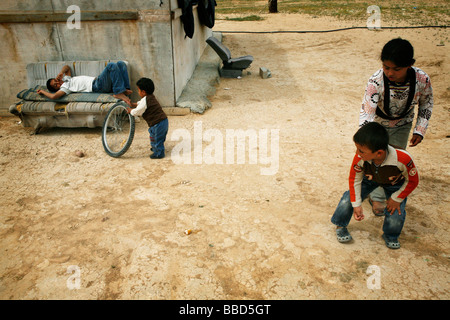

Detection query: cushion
(17, 85), (120, 103)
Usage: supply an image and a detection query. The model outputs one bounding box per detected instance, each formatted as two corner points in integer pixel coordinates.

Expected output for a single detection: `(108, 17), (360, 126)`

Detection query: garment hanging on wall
(178, 0), (195, 38)
(178, 0), (216, 38)
(197, 0), (216, 28)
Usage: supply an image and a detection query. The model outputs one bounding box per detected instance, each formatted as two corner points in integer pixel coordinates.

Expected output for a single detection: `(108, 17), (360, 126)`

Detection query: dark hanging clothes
(178, 0), (195, 38)
(198, 0), (216, 28)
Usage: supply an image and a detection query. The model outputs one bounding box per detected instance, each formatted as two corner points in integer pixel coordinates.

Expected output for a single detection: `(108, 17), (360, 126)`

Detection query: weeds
(215, 0), (450, 25)
(225, 15), (265, 21)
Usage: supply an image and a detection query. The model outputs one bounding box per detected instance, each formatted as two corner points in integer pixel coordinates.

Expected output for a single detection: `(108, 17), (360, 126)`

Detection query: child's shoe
(382, 234), (400, 249)
(336, 227), (352, 243)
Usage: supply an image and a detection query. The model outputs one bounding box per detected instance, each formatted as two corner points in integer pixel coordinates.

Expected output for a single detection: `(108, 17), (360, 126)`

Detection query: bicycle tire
(102, 102), (135, 157)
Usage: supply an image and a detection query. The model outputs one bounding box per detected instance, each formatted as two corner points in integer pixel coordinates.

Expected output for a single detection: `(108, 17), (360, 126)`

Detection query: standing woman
(359, 38), (433, 215)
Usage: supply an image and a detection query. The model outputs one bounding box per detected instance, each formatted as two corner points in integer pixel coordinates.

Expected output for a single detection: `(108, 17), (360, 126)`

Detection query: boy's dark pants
(331, 177), (407, 241)
(92, 61), (130, 94)
(149, 118), (168, 157)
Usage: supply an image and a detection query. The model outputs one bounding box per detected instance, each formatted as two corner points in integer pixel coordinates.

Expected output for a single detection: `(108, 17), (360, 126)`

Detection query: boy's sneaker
(336, 227), (352, 243)
(382, 234), (400, 249)
(150, 153), (164, 159)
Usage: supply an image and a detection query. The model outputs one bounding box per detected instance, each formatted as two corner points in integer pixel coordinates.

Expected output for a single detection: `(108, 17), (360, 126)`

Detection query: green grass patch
(215, 0), (450, 25)
(225, 14), (265, 21)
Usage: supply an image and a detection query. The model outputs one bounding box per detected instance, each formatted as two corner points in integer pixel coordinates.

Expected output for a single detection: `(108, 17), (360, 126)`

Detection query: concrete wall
(171, 1), (212, 101)
(0, 0), (212, 114)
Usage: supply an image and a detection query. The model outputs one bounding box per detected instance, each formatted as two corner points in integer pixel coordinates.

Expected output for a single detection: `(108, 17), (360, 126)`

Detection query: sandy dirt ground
(0, 13), (449, 300)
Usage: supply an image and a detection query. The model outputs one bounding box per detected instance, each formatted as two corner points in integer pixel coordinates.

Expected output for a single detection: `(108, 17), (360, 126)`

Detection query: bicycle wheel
(102, 102), (135, 157)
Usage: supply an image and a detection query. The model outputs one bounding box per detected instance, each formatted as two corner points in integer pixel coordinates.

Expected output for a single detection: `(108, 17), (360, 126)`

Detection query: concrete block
(259, 67), (271, 79)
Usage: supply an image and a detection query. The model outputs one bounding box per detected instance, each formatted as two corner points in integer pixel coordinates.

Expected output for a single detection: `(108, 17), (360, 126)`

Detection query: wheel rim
(103, 104), (133, 156)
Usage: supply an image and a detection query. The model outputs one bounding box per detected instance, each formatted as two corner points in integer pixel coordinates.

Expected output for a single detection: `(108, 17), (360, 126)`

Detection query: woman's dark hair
(353, 122), (389, 152)
(381, 38), (415, 67)
(46, 78), (57, 92)
(136, 77), (155, 95)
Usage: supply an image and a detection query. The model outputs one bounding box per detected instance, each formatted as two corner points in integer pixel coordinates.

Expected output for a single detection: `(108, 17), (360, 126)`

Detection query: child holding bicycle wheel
(127, 78), (168, 159)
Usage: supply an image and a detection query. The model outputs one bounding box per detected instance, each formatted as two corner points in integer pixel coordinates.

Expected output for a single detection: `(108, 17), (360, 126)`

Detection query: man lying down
(37, 61), (132, 103)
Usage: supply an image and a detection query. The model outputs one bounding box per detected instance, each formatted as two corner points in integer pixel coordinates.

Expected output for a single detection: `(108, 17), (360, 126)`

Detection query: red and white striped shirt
(349, 145), (419, 207)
